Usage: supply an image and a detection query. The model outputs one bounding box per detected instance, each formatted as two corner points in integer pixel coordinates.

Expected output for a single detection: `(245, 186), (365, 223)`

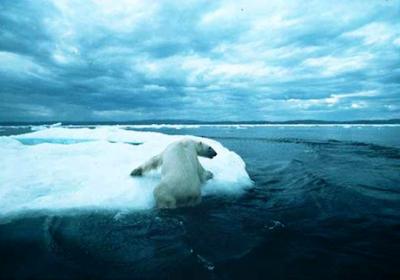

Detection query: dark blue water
(1, 125), (400, 279)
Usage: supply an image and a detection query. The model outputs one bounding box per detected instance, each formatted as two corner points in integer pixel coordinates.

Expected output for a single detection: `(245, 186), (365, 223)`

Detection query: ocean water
(0, 124), (399, 279)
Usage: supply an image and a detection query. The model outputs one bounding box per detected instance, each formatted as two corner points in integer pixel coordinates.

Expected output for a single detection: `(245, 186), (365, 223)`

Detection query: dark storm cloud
(0, 0), (399, 121)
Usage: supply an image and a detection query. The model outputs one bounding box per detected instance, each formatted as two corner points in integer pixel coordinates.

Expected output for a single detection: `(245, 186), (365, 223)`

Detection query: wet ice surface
(0, 127), (251, 217)
(1, 125), (400, 279)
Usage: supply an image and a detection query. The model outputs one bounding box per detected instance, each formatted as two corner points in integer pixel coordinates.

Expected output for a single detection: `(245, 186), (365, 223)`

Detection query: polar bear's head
(195, 141), (217, 158)
(180, 139), (217, 158)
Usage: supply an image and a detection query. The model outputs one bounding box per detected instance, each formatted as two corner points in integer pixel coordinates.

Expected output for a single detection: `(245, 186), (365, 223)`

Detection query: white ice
(0, 127), (252, 217)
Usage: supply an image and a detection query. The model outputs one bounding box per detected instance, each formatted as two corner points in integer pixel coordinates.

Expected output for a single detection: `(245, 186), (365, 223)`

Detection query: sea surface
(1, 124), (400, 279)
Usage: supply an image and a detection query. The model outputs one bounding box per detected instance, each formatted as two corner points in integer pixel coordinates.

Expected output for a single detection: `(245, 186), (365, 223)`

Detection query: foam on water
(0, 127), (252, 217)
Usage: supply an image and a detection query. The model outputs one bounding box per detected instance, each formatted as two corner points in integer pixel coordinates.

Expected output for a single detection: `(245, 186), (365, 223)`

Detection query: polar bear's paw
(130, 167), (143, 176)
(205, 170), (213, 180)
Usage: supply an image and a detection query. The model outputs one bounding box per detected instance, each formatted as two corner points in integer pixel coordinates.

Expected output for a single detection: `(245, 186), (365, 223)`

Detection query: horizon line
(1, 118), (400, 125)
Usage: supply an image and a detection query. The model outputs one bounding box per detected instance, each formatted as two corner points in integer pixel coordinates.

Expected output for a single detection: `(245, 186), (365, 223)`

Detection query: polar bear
(130, 139), (217, 208)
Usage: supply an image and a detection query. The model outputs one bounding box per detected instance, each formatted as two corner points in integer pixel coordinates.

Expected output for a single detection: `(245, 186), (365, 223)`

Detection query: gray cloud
(0, 0), (399, 122)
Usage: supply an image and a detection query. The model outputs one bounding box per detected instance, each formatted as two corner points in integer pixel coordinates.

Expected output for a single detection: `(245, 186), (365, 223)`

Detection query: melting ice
(0, 127), (252, 217)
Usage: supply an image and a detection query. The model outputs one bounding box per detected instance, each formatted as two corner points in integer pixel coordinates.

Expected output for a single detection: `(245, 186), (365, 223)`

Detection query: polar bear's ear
(198, 141), (204, 150)
(195, 141), (205, 154)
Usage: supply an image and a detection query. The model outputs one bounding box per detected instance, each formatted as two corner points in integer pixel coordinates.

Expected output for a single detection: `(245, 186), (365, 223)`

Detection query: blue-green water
(1, 125), (399, 279)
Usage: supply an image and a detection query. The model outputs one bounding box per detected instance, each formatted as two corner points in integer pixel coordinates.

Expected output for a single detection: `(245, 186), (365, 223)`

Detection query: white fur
(130, 139), (215, 208)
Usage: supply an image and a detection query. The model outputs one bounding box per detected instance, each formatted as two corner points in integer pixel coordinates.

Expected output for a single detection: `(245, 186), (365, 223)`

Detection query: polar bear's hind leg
(154, 183), (177, 209)
(188, 195), (201, 206)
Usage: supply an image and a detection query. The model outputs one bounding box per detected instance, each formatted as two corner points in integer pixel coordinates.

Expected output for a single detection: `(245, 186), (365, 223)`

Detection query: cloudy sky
(0, 0), (399, 122)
